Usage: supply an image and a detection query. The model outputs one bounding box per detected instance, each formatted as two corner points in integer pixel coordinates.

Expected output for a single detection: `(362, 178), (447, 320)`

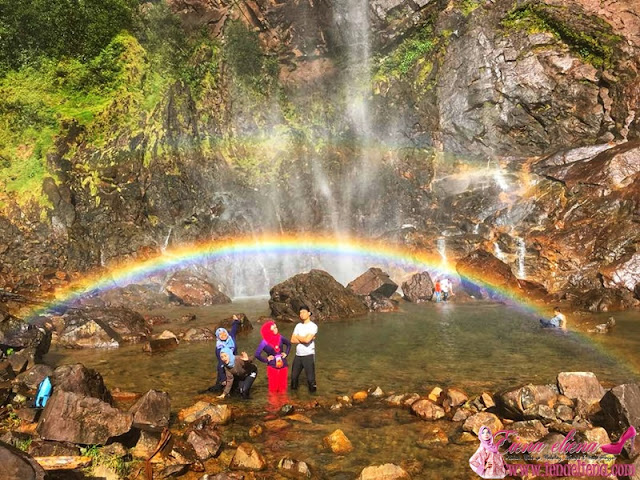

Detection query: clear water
(43, 299), (640, 478)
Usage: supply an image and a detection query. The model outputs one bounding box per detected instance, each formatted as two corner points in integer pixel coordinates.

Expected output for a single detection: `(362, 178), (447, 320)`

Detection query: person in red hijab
(255, 320), (291, 394)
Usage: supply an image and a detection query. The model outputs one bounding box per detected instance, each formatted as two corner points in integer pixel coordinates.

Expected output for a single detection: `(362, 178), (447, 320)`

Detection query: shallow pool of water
(44, 298), (640, 410)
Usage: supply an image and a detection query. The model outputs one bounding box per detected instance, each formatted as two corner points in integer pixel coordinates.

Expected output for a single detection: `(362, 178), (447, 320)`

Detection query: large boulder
(0, 441), (46, 480)
(599, 383), (640, 438)
(59, 307), (150, 348)
(36, 390), (133, 444)
(52, 363), (112, 404)
(79, 284), (175, 310)
(129, 390), (171, 432)
(347, 268), (398, 298)
(269, 269), (368, 322)
(600, 252), (640, 297)
(165, 272), (231, 306)
(456, 250), (520, 299)
(13, 364), (53, 390)
(402, 272), (434, 303)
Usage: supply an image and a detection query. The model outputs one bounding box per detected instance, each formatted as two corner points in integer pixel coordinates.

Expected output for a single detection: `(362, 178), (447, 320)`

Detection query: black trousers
(290, 354), (316, 392)
(237, 370), (257, 399)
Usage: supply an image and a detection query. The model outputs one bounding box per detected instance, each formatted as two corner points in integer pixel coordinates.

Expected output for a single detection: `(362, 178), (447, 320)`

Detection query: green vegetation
(458, 0), (482, 16)
(0, 0), (137, 74)
(81, 445), (132, 478)
(376, 26), (436, 78)
(15, 437), (32, 452)
(502, 3), (621, 68)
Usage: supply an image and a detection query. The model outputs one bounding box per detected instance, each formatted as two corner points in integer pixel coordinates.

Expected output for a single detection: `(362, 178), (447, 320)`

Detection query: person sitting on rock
(255, 320), (291, 395)
(540, 307), (567, 330)
(217, 347), (258, 400)
(211, 315), (242, 392)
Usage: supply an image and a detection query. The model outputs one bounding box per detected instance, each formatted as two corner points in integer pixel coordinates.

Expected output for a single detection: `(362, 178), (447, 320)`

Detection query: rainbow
(25, 233), (550, 321)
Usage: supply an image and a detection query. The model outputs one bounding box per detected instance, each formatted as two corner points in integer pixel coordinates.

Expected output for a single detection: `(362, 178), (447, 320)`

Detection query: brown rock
(264, 419), (290, 431)
(509, 420), (549, 443)
(463, 412), (504, 435)
(323, 429), (353, 454)
(178, 402), (231, 425)
(248, 424), (263, 437)
(347, 268), (398, 298)
(452, 408), (473, 422)
(599, 383), (640, 438)
(411, 399), (445, 421)
(59, 307), (150, 348)
(229, 443), (266, 470)
(187, 429), (222, 460)
(357, 463), (411, 480)
(456, 250), (520, 299)
(353, 391), (368, 403)
(0, 441), (46, 480)
(287, 414), (312, 424)
(166, 272), (231, 306)
(480, 392), (495, 409)
(52, 364), (112, 404)
(278, 457), (312, 477)
(557, 372), (605, 406)
(428, 387), (443, 403)
(129, 389), (170, 432)
(443, 388), (468, 409)
(416, 426), (449, 448)
(36, 391), (132, 445)
(402, 271), (434, 303)
(402, 393), (421, 406)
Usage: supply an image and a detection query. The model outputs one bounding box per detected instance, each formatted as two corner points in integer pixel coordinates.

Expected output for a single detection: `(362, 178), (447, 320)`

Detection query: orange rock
(353, 391), (368, 403)
(323, 429), (353, 455)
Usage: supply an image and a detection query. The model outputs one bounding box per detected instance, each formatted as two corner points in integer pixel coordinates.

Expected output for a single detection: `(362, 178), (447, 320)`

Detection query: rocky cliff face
(0, 0), (638, 310)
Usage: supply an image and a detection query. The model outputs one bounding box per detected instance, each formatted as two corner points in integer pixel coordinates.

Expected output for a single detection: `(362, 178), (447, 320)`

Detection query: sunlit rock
(402, 272), (434, 303)
(357, 463), (410, 480)
(229, 443), (266, 470)
(166, 272), (231, 306)
(323, 429), (353, 454)
(557, 372), (605, 407)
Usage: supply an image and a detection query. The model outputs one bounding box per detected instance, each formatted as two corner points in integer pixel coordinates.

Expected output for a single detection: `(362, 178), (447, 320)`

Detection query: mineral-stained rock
(498, 384), (558, 419)
(52, 363), (112, 404)
(443, 388), (468, 410)
(229, 443), (266, 470)
(166, 272), (231, 306)
(357, 463), (411, 480)
(402, 272), (434, 303)
(13, 365), (52, 390)
(347, 267), (398, 298)
(323, 429), (353, 454)
(187, 429), (222, 460)
(0, 440), (46, 480)
(269, 269), (368, 322)
(462, 412), (504, 435)
(411, 399), (445, 421)
(36, 391), (132, 445)
(129, 390), (171, 432)
(557, 372), (605, 406)
(178, 401), (231, 425)
(456, 250), (520, 299)
(509, 420), (549, 444)
(599, 383), (640, 438)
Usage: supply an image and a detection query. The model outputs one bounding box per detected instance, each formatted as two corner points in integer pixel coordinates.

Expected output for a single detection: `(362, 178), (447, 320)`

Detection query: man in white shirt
(290, 305), (318, 392)
(441, 277), (453, 301)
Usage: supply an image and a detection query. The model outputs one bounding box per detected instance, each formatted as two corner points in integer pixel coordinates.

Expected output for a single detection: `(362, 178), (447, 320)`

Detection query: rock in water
(456, 250), (520, 299)
(58, 307), (150, 348)
(229, 443), (266, 470)
(129, 390), (170, 431)
(402, 272), (434, 303)
(165, 272), (231, 306)
(0, 441), (46, 480)
(323, 429), (353, 454)
(269, 269), (368, 322)
(357, 463), (410, 480)
(347, 268), (398, 298)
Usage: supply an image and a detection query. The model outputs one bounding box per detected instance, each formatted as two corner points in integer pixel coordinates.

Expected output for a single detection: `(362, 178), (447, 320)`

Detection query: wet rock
(264, 419), (290, 431)
(269, 269), (368, 322)
(288, 413), (312, 424)
(165, 272), (231, 306)
(411, 399), (445, 421)
(347, 268), (398, 298)
(0, 360), (15, 381)
(36, 390), (132, 445)
(402, 272), (434, 303)
(599, 383), (640, 438)
(442, 388), (468, 410)
(370, 386), (384, 398)
(248, 424), (263, 438)
(385, 394), (408, 406)
(199, 474), (245, 480)
(353, 391), (368, 403)
(452, 408), (473, 422)
(278, 457), (312, 477)
(456, 250), (520, 299)
(13, 365), (53, 390)
(27, 440), (81, 457)
(229, 443), (266, 470)
(498, 384), (558, 419)
(509, 420), (549, 443)
(143, 330), (179, 353)
(428, 387), (443, 403)
(0, 440), (46, 480)
(557, 372), (605, 406)
(178, 401), (231, 425)
(601, 252), (640, 296)
(402, 393), (421, 406)
(52, 363), (112, 403)
(323, 429), (353, 454)
(363, 293), (398, 312)
(130, 390), (171, 431)
(217, 314), (253, 334)
(357, 463), (410, 480)
(84, 284), (174, 310)
(182, 327), (215, 342)
(59, 307), (150, 348)
(416, 426), (449, 448)
(463, 412), (504, 435)
(186, 429), (222, 460)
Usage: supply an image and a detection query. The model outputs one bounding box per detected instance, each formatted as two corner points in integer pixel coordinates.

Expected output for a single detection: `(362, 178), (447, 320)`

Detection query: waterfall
(517, 237), (526, 278)
(493, 242), (506, 261)
(437, 237), (447, 263)
(161, 227), (173, 253)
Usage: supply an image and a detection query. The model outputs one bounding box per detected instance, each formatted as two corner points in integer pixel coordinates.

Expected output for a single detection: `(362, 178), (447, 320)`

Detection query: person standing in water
(540, 307), (567, 330)
(255, 320), (291, 395)
(290, 305), (318, 393)
(433, 279), (442, 302)
(441, 277), (453, 301)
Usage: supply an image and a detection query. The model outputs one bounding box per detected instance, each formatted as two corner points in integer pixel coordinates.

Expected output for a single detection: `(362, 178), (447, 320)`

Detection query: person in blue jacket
(210, 315), (242, 392)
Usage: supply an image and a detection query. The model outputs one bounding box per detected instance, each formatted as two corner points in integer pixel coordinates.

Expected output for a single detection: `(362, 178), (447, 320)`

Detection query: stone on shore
(52, 363), (112, 404)
(599, 383), (640, 437)
(178, 401), (232, 425)
(36, 391), (132, 445)
(13, 365), (53, 390)
(0, 440), (46, 480)
(509, 420), (549, 443)
(58, 307), (150, 348)
(463, 412), (504, 435)
(269, 269), (368, 322)
(323, 429), (353, 454)
(357, 463), (411, 480)
(402, 272), (434, 303)
(229, 443), (266, 470)
(498, 384), (558, 419)
(347, 268), (398, 298)
(411, 399), (445, 421)
(557, 372), (605, 406)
